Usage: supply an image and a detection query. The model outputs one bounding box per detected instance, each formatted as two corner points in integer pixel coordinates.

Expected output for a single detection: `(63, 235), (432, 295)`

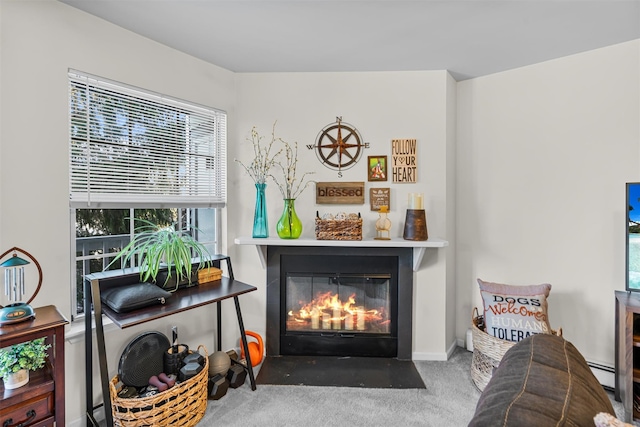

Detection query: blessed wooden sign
(316, 182), (365, 204)
(391, 138), (417, 183)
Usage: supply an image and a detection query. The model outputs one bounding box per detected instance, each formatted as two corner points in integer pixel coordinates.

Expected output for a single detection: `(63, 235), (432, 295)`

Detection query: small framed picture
(368, 156), (388, 182)
(370, 188), (390, 211)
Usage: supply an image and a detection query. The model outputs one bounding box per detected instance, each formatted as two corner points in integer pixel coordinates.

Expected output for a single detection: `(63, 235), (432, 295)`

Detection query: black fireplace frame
(266, 245), (414, 360)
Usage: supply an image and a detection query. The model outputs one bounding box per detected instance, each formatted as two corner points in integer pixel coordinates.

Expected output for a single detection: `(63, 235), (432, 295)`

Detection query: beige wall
(457, 39), (640, 365)
(1, 1), (237, 424)
(230, 71), (454, 359)
(1, 0), (639, 424)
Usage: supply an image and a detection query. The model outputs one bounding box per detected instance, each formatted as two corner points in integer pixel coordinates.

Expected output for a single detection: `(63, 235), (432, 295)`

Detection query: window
(69, 70), (226, 319)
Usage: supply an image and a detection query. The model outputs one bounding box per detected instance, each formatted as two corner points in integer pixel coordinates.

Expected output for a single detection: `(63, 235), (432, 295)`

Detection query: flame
(287, 291), (387, 332)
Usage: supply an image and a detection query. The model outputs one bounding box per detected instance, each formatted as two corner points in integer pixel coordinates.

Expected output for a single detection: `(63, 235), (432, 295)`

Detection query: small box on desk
(198, 267), (222, 284)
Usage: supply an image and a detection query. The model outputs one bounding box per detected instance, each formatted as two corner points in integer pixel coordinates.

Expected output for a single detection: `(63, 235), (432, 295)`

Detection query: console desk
(84, 255), (257, 426)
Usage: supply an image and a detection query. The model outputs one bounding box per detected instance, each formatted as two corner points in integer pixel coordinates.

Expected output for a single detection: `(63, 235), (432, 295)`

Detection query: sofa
(468, 333), (618, 426)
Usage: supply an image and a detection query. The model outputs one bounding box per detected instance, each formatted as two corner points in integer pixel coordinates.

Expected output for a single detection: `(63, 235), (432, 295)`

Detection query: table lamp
(0, 247), (42, 326)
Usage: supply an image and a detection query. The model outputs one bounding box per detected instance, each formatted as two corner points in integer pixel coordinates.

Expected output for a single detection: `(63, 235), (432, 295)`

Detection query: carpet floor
(203, 347), (478, 426)
(200, 347), (625, 426)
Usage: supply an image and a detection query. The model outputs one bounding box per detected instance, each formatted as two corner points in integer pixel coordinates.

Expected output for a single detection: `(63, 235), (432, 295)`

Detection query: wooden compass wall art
(308, 116), (369, 178)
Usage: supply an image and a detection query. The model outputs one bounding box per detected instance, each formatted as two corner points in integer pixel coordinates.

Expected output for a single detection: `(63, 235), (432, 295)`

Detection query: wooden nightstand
(0, 305), (68, 426)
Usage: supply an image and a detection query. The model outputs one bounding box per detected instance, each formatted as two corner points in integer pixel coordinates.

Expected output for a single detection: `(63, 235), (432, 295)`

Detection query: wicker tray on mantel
(315, 212), (362, 241)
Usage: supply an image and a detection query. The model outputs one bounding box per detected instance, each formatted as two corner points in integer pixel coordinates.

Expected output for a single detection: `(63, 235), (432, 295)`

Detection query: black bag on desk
(100, 282), (171, 313)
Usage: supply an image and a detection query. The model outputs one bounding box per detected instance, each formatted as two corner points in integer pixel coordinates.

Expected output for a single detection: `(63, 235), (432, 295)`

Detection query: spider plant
(107, 218), (211, 291)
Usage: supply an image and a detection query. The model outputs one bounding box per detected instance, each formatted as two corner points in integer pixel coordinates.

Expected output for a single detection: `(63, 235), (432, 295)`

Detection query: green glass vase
(276, 199), (302, 239)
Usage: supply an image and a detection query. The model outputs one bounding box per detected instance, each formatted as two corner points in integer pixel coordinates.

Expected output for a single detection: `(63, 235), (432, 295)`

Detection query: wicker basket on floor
(109, 345), (209, 427)
(470, 308), (561, 392)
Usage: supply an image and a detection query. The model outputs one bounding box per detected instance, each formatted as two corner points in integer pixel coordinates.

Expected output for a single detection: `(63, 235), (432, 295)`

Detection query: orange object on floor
(240, 331), (264, 367)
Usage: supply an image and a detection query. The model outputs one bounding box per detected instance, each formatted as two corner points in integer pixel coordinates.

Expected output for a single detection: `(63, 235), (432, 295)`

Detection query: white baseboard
(458, 337), (467, 350)
(413, 340), (460, 361)
(412, 351), (448, 361)
(68, 407), (104, 427)
(588, 361), (615, 390)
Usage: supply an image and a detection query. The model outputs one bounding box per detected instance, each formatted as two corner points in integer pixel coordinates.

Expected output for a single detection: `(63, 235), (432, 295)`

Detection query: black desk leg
(91, 279), (114, 427)
(217, 301), (222, 351)
(234, 296), (257, 390)
(84, 279), (99, 426)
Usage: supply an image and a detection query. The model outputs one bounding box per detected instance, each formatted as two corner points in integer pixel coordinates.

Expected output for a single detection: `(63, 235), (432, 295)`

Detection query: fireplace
(266, 246), (413, 359)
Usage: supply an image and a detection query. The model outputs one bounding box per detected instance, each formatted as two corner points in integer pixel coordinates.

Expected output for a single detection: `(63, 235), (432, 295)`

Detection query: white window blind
(68, 70), (226, 208)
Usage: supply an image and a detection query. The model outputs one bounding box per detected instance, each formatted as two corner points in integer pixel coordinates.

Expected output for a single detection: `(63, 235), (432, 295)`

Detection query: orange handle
(240, 330), (264, 367)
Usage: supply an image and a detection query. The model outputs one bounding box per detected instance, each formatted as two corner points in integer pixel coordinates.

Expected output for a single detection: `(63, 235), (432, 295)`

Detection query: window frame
(68, 71), (226, 321)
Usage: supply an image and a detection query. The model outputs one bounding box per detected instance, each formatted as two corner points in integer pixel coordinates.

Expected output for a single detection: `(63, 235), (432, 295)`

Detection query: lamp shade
(0, 254), (30, 268)
(0, 246), (43, 307)
(0, 248), (39, 325)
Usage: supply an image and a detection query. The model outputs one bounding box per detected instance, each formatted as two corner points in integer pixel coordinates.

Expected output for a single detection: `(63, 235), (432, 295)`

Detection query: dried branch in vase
(235, 122), (283, 185)
(271, 138), (315, 200)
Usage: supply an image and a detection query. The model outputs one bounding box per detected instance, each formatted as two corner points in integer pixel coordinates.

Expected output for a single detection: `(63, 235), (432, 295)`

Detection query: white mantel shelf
(234, 236), (448, 271)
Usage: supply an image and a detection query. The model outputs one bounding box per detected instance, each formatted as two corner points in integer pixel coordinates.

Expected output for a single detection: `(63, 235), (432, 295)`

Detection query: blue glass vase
(252, 183), (268, 238)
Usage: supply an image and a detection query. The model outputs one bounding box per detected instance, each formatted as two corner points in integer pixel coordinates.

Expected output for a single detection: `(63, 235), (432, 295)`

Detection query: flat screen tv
(627, 182), (640, 291)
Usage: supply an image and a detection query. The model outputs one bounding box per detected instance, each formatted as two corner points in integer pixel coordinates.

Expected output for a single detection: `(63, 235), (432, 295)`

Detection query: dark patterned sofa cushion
(469, 333), (614, 426)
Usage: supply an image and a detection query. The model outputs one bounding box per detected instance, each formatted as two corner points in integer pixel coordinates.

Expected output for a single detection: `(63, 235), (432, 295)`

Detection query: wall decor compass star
(307, 117), (369, 177)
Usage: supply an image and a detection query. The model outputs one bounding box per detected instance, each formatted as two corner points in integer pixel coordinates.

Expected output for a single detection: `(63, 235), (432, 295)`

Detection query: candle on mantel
(311, 308), (319, 330)
(322, 311), (331, 329)
(408, 193), (424, 210)
(344, 313), (354, 330)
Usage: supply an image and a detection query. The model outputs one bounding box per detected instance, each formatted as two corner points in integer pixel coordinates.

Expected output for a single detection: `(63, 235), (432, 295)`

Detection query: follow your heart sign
(391, 139), (417, 183)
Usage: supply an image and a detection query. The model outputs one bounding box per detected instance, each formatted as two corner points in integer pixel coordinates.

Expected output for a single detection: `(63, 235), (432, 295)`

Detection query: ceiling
(59, 0), (640, 81)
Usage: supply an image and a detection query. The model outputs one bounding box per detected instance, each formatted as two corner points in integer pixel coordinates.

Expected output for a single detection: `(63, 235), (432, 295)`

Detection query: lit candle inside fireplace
(311, 308), (319, 330)
(322, 311), (331, 329)
(344, 313), (354, 330)
(333, 307), (341, 329)
(357, 309), (365, 331)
